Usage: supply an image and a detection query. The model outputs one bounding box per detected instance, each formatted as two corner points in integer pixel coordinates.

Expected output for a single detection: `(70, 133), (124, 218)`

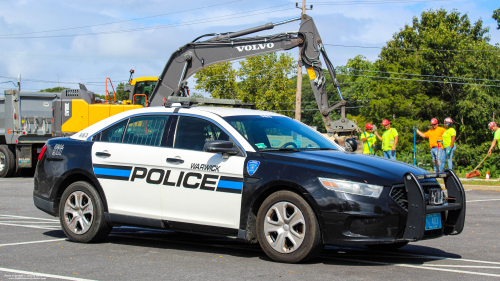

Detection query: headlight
(318, 178), (383, 198)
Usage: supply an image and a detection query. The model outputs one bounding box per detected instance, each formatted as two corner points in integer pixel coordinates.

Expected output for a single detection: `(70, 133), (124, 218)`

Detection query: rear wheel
(256, 191), (323, 263)
(0, 145), (15, 178)
(59, 181), (112, 243)
(365, 241), (409, 251)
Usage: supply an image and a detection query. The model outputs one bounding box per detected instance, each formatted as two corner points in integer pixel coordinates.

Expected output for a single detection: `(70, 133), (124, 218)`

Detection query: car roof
(69, 105), (285, 141)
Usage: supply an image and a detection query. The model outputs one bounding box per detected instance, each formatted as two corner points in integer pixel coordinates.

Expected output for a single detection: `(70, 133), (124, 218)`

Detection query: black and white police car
(33, 105), (466, 263)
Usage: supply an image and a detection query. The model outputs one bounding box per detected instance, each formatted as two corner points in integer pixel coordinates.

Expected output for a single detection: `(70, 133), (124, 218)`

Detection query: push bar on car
(402, 169), (466, 241)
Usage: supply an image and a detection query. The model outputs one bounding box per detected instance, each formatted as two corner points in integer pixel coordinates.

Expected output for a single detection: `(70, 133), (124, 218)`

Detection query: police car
(33, 105), (466, 263)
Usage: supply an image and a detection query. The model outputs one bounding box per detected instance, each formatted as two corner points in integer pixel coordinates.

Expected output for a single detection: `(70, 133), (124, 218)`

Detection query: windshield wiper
(259, 148), (301, 152)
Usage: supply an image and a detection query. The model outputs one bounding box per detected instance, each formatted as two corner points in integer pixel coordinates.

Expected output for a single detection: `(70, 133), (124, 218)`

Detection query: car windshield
(223, 115), (338, 151)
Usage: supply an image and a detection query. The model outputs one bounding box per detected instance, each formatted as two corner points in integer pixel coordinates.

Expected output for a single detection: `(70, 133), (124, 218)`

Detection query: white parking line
(467, 199), (500, 203)
(343, 254), (500, 266)
(0, 214), (58, 222)
(423, 265), (500, 269)
(0, 221), (60, 224)
(378, 251), (500, 266)
(0, 267), (96, 281)
(324, 256), (500, 278)
(0, 238), (66, 247)
(0, 222), (60, 230)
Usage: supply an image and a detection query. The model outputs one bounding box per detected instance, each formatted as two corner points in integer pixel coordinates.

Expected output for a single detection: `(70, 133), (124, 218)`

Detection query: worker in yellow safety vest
(374, 119), (398, 160)
(488, 122), (500, 155)
(361, 123), (376, 155)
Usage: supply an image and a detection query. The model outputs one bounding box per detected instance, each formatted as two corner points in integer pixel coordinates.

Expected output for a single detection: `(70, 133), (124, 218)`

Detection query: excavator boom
(149, 14), (357, 136)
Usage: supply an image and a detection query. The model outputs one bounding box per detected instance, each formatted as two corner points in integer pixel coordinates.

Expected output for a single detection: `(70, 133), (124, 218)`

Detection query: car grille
(389, 183), (443, 211)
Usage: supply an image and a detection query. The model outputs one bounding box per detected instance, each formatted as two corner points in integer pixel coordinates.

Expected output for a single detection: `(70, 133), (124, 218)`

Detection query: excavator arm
(149, 14), (357, 135)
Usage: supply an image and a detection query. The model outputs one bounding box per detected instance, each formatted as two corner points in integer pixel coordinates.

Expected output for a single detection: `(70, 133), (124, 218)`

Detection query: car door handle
(166, 158), (184, 164)
(96, 152), (111, 157)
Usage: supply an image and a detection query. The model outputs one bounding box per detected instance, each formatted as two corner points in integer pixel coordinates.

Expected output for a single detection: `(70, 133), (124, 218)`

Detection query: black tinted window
(174, 116), (230, 151)
(123, 115), (169, 146)
(98, 120), (128, 143)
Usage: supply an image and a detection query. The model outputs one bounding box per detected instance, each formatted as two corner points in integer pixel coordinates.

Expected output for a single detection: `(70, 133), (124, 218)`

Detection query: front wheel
(256, 191), (323, 263)
(59, 181), (112, 243)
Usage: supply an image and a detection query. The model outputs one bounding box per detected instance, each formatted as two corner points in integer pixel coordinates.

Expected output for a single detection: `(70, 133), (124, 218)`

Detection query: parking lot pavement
(1, 178), (499, 281)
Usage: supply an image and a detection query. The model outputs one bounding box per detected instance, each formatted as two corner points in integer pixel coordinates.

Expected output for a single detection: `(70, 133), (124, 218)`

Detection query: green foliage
(494, 8), (500, 29)
(194, 53), (297, 116)
(40, 86), (68, 92)
(194, 62), (238, 99)
(115, 83), (129, 101)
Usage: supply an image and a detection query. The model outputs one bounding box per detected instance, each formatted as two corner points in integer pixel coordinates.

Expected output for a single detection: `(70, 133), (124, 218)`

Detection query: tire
(256, 190), (323, 263)
(365, 241), (409, 251)
(0, 145), (15, 178)
(59, 181), (112, 243)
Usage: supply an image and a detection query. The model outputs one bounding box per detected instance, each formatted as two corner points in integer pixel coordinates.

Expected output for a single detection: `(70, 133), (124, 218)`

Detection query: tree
(237, 53), (297, 115)
(40, 86), (68, 92)
(194, 62), (238, 99)
(194, 53), (297, 116)
(493, 8), (500, 29)
(352, 9), (500, 155)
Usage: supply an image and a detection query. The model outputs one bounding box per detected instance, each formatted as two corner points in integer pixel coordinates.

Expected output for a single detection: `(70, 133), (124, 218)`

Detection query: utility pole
(17, 74), (21, 91)
(295, 1), (312, 121)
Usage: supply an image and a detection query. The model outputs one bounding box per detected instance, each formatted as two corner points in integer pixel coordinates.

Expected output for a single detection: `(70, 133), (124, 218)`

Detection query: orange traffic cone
(486, 171), (490, 180)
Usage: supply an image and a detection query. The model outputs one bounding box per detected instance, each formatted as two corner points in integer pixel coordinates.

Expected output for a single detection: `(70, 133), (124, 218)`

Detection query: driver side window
(174, 116), (230, 151)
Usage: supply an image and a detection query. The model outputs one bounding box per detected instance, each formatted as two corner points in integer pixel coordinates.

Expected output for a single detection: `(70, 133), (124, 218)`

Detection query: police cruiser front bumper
(400, 169), (466, 241)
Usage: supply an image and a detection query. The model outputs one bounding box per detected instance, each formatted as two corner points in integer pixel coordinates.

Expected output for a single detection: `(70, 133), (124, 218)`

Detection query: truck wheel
(0, 145), (15, 178)
(256, 191), (323, 263)
(59, 181), (112, 243)
(365, 241), (409, 251)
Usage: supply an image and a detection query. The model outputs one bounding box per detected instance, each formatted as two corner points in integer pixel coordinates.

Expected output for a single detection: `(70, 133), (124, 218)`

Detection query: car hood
(262, 150), (430, 187)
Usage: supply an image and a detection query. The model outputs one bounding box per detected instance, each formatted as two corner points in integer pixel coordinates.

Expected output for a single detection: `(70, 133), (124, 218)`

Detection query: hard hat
(382, 119), (390, 126)
(430, 118), (438, 125)
(344, 138), (358, 152)
(489, 122), (497, 129)
(365, 123), (373, 130)
(444, 117), (453, 124)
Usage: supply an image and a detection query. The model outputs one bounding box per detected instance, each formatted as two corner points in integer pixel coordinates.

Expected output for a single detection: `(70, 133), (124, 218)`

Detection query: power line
(346, 68), (500, 82)
(0, 0), (245, 37)
(0, 5), (294, 39)
(338, 73), (500, 87)
(324, 43), (500, 52)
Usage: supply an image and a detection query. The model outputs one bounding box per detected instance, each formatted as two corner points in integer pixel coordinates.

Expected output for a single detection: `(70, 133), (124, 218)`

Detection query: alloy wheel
(263, 201), (306, 253)
(63, 191), (94, 235)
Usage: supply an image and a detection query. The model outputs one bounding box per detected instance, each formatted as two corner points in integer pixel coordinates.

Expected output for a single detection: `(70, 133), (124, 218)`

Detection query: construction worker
(361, 123), (376, 155)
(374, 119), (398, 160)
(442, 117), (456, 170)
(487, 122), (500, 155)
(416, 118), (446, 172)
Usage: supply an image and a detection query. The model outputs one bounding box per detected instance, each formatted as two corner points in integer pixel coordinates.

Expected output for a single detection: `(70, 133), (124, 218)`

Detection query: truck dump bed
(0, 89), (59, 176)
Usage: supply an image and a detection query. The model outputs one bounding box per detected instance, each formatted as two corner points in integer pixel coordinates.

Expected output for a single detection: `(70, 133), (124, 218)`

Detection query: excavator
(53, 14), (359, 145)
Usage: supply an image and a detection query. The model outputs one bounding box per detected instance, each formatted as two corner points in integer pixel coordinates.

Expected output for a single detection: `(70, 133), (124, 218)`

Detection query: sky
(0, 0), (498, 95)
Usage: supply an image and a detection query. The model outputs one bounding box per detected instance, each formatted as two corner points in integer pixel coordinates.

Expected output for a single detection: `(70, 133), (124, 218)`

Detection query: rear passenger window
(123, 115), (169, 146)
(98, 120), (128, 143)
(174, 116), (230, 151)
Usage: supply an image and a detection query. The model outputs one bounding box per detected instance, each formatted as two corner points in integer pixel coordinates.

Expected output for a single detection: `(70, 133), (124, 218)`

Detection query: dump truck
(0, 89), (59, 177)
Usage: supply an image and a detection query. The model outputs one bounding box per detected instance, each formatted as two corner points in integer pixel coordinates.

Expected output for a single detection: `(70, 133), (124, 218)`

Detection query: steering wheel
(280, 142), (298, 148)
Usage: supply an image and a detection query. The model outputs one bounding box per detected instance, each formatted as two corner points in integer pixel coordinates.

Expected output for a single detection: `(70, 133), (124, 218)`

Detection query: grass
(437, 179), (500, 186)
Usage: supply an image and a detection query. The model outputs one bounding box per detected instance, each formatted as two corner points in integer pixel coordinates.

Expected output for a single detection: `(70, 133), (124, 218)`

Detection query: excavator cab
(125, 77), (158, 107)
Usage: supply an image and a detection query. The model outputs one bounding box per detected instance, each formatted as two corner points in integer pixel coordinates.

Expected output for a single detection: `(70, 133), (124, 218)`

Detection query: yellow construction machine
(52, 71), (158, 137)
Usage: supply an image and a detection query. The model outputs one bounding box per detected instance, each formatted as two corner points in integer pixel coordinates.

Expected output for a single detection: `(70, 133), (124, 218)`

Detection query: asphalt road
(0, 177), (499, 281)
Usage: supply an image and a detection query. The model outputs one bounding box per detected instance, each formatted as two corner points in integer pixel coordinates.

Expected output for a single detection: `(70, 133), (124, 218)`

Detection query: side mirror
(344, 138), (358, 152)
(204, 140), (239, 157)
(124, 84), (131, 92)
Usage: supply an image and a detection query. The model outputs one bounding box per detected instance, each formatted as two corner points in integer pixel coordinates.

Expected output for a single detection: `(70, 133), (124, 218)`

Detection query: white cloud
(0, 0), (497, 93)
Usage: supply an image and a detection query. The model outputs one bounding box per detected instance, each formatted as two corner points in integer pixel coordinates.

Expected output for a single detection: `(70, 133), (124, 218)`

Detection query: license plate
(425, 213), (442, 230)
